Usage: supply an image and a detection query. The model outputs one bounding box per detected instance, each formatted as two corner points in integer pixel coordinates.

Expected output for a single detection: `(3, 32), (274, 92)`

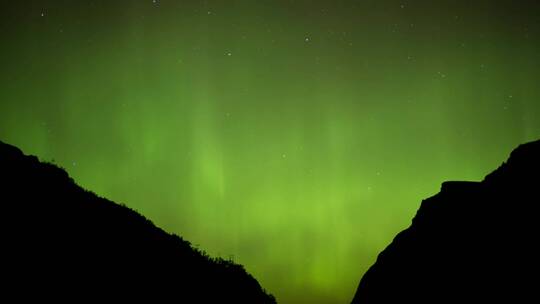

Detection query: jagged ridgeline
(351, 139), (540, 303)
(0, 140), (276, 303)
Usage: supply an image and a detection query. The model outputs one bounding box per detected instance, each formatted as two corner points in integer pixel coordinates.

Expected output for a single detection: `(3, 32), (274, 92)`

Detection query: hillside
(0, 140), (276, 303)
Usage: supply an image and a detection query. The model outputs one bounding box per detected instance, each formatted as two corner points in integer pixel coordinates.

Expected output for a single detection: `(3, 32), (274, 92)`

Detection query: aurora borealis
(1, 1), (540, 302)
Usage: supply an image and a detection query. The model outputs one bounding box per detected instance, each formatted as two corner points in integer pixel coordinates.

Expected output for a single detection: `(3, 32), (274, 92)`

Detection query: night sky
(2, 1), (540, 303)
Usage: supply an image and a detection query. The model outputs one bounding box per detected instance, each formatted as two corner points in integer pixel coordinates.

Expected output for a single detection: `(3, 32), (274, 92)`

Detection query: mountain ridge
(351, 139), (540, 303)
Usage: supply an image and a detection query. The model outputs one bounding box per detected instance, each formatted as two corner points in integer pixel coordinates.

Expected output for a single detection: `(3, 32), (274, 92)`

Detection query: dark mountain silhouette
(0, 140), (276, 303)
(351, 139), (540, 303)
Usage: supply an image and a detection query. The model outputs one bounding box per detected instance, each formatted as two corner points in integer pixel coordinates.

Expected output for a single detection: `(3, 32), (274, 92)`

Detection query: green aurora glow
(1, 1), (540, 303)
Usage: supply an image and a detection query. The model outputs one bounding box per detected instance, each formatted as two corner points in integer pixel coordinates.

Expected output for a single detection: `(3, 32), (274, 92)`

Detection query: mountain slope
(351, 139), (540, 303)
(0, 140), (276, 303)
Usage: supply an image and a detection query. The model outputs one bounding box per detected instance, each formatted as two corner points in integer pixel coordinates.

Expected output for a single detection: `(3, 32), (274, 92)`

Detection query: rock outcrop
(351, 139), (540, 303)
